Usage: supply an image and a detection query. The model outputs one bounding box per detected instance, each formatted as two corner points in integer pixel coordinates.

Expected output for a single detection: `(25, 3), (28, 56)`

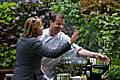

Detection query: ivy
(50, 0), (120, 66)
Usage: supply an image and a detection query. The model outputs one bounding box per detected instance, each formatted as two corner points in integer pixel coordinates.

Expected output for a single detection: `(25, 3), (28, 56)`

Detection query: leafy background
(0, 0), (120, 79)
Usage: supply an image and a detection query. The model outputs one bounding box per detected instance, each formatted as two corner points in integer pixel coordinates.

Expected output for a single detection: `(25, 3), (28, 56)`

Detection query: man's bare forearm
(78, 48), (97, 58)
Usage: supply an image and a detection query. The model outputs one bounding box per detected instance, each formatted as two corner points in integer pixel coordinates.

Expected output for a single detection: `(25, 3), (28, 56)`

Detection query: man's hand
(70, 31), (79, 44)
(93, 53), (110, 65)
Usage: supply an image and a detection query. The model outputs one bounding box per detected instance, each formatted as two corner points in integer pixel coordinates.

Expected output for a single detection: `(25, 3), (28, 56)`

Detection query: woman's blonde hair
(22, 17), (43, 37)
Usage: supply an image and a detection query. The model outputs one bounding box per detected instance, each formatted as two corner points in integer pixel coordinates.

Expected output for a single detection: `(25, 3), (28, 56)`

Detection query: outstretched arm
(78, 48), (110, 65)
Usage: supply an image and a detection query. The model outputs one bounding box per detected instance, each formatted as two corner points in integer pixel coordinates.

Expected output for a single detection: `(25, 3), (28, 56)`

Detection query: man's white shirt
(38, 28), (86, 79)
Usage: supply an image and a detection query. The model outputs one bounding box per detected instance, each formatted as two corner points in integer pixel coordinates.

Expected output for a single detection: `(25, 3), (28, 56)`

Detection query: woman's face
(37, 26), (43, 36)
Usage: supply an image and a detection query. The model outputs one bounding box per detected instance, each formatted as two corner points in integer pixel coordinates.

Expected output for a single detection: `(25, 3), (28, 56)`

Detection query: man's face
(50, 16), (64, 34)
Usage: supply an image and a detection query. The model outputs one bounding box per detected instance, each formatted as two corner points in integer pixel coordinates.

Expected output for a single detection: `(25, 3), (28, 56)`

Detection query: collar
(44, 28), (62, 39)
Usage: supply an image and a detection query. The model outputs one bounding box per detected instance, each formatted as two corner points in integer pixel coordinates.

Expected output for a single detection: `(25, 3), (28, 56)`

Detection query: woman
(12, 17), (79, 80)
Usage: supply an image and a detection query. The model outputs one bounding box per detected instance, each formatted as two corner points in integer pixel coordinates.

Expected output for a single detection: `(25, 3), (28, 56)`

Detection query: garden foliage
(0, 1), (120, 75)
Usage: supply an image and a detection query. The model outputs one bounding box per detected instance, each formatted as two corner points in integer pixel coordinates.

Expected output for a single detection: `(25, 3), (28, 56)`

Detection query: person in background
(12, 17), (79, 80)
(38, 13), (110, 80)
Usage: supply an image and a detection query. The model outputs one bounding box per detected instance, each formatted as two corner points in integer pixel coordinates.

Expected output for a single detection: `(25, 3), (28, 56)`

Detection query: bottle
(86, 70), (90, 79)
(81, 71), (87, 80)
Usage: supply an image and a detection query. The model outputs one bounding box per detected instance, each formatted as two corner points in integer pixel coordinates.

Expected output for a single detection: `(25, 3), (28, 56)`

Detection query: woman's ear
(32, 27), (37, 37)
(34, 28), (37, 33)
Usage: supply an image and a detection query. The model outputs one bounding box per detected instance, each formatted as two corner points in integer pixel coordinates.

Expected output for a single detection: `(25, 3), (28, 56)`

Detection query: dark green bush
(0, 2), (16, 68)
(50, 0), (120, 66)
(0, 1), (51, 68)
(103, 66), (120, 80)
(0, 44), (16, 68)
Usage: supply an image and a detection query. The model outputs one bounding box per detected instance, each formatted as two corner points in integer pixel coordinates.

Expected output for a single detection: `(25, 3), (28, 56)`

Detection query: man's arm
(77, 48), (96, 57)
(62, 32), (110, 64)
(78, 48), (110, 65)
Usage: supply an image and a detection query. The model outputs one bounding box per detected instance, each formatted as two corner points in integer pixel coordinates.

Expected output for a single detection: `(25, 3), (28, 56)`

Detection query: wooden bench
(0, 68), (14, 80)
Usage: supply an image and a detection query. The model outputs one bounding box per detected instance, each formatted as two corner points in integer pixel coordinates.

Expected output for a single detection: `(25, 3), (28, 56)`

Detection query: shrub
(103, 66), (120, 80)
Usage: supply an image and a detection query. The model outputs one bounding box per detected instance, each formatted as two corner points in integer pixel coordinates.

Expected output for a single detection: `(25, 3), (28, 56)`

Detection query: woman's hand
(70, 30), (79, 44)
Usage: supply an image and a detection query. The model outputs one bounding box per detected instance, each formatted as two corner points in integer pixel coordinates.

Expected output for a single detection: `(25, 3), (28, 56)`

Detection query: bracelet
(76, 47), (83, 56)
(92, 54), (96, 58)
(78, 47), (83, 51)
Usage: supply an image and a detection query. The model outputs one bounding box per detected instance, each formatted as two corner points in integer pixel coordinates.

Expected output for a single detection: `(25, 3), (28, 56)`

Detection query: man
(38, 13), (110, 80)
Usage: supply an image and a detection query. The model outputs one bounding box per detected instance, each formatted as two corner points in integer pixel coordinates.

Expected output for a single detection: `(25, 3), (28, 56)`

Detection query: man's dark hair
(50, 13), (64, 22)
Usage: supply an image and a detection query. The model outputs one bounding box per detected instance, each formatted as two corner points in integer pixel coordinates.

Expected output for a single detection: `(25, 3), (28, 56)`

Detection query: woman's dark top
(12, 37), (71, 80)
